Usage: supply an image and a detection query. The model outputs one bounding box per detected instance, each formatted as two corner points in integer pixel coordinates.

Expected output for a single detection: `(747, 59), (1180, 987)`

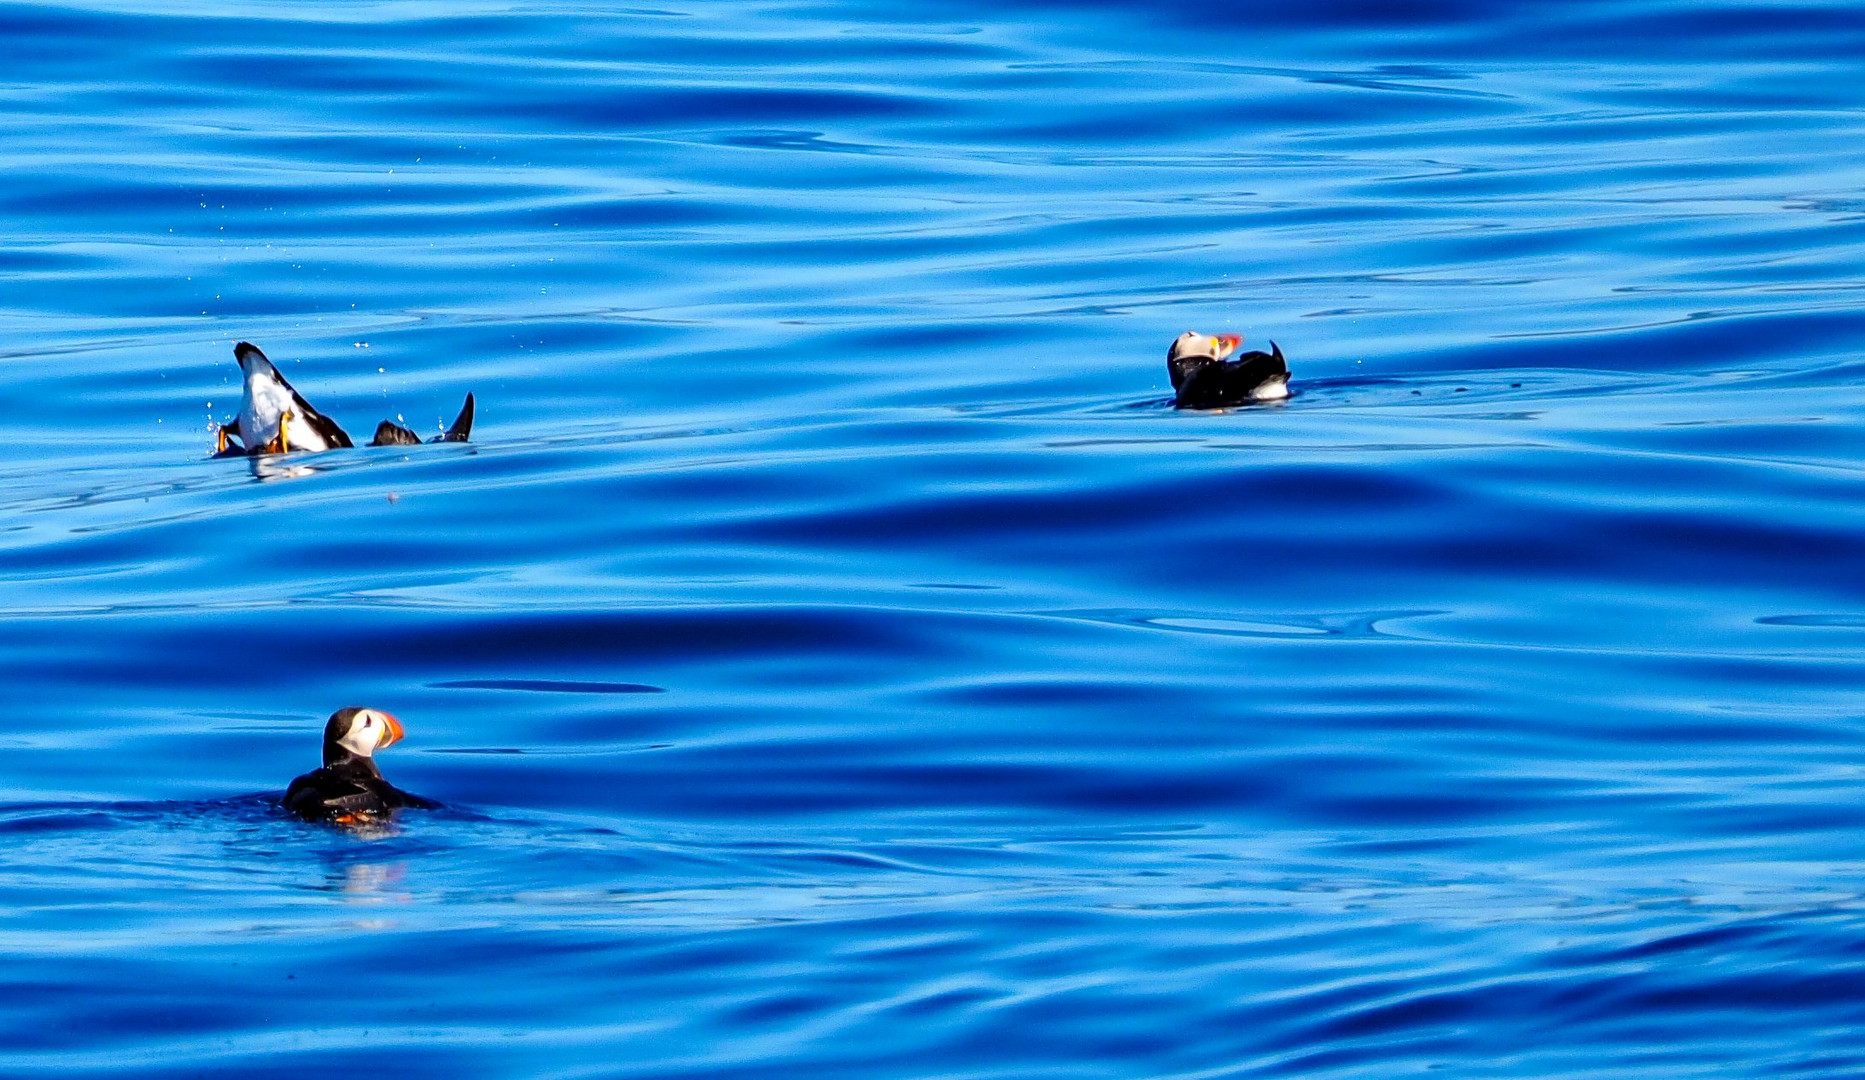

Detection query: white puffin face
(1169, 331), (1242, 362)
(334, 707), (404, 758)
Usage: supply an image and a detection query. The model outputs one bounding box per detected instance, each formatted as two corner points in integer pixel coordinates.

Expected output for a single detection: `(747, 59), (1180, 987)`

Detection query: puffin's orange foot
(265, 410), (294, 454)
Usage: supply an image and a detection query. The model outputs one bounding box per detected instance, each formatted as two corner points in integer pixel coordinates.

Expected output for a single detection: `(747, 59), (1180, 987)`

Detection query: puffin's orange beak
(377, 711), (404, 749)
(1213, 334), (1242, 358)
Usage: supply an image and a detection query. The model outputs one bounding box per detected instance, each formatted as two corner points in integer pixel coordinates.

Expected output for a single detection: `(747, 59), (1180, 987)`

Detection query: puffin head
(323, 706), (405, 764)
(1166, 331), (1242, 390)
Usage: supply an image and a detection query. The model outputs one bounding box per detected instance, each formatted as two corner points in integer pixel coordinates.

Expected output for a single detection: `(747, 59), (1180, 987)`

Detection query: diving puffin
(1167, 331), (1290, 409)
(371, 393), (475, 446)
(282, 706), (439, 823)
(213, 342), (477, 456)
(216, 342), (354, 455)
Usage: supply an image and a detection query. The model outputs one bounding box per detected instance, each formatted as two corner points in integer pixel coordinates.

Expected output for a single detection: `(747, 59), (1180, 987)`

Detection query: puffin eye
(361, 715), (374, 728)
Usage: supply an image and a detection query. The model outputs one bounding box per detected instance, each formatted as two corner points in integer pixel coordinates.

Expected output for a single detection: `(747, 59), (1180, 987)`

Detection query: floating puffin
(282, 706), (440, 824)
(213, 342), (474, 456)
(372, 393), (474, 447)
(1166, 331), (1290, 409)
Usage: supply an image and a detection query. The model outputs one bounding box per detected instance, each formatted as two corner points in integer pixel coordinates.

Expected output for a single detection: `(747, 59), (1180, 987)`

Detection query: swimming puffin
(216, 342), (354, 455)
(282, 706), (439, 824)
(1167, 331), (1290, 409)
(370, 393), (475, 446)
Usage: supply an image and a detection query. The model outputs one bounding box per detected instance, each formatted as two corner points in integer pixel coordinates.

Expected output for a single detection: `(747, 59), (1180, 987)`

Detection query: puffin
(1167, 331), (1290, 409)
(282, 706), (440, 824)
(213, 342), (476, 456)
(371, 393), (475, 446)
(217, 342), (354, 455)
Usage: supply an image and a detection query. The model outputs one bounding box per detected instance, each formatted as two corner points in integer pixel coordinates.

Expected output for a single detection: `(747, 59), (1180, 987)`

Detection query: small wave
(1042, 608), (1444, 639)
(430, 678), (667, 694)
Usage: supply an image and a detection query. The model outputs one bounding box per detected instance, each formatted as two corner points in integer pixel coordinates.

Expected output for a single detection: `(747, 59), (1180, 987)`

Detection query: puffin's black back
(370, 421), (423, 446)
(1173, 344), (1289, 409)
(282, 760), (438, 820)
(283, 759), (386, 819)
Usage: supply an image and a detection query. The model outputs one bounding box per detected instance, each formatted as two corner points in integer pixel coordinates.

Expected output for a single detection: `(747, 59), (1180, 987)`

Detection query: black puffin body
(1167, 331), (1290, 409)
(282, 706), (439, 823)
(372, 393), (475, 447)
(213, 342), (476, 457)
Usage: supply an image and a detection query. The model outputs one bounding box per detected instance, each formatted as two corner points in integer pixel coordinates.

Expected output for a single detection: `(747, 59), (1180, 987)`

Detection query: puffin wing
(1231, 352), (1284, 382)
(245, 349), (354, 451)
(283, 768), (375, 819)
(289, 388), (353, 448)
(388, 786), (443, 810)
(433, 393), (474, 443)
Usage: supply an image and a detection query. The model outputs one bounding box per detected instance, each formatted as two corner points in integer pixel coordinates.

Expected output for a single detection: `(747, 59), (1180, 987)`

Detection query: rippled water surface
(8, 1), (1865, 1075)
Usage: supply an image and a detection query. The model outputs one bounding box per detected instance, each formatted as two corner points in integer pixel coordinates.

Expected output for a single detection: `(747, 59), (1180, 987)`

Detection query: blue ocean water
(6, 0), (1865, 1074)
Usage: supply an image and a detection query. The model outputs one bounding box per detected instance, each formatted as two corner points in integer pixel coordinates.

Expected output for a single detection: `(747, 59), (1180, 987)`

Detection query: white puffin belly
(240, 377), (333, 451)
(1251, 380), (1290, 402)
(285, 418), (336, 451)
(239, 376), (292, 447)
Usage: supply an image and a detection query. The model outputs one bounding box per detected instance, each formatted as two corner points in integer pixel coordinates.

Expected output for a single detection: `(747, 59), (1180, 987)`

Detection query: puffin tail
(1270, 341), (1286, 372)
(437, 393), (474, 443)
